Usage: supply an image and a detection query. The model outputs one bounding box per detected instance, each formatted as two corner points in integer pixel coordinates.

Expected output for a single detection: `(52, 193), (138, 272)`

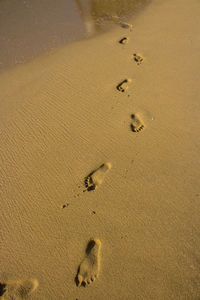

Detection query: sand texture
(1, 0), (200, 299)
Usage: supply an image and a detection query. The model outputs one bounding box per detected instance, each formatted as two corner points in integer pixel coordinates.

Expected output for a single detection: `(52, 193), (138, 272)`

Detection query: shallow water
(0, 0), (151, 72)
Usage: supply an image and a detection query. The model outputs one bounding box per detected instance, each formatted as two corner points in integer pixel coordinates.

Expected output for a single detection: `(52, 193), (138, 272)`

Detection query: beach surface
(1, 0), (200, 299)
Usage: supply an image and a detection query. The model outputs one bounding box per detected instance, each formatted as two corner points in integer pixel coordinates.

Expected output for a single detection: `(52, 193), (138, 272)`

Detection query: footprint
(76, 238), (101, 287)
(119, 21), (133, 31)
(119, 37), (129, 44)
(84, 162), (112, 191)
(130, 113), (144, 132)
(0, 279), (38, 299)
(133, 53), (144, 65)
(104, 15), (133, 30)
(62, 203), (69, 209)
(117, 79), (132, 93)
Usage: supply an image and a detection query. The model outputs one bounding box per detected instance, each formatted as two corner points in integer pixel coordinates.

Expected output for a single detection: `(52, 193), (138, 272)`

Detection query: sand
(0, 0), (85, 72)
(0, 0), (150, 72)
(1, 0), (200, 299)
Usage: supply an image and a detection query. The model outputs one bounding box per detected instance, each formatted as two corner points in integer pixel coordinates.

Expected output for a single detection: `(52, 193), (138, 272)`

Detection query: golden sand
(1, 0), (200, 299)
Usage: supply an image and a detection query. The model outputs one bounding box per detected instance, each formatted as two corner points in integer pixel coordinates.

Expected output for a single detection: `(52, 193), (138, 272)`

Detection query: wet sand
(0, 0), (150, 72)
(0, 0), (85, 72)
(0, 0), (200, 299)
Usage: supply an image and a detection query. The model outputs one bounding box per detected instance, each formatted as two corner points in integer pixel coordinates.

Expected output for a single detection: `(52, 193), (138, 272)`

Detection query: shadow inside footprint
(84, 171), (97, 191)
(86, 240), (96, 255)
(0, 283), (6, 296)
(75, 273), (86, 288)
(75, 270), (81, 287)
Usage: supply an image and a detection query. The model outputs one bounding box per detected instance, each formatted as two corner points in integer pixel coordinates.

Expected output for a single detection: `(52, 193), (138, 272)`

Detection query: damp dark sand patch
(0, 0), (151, 72)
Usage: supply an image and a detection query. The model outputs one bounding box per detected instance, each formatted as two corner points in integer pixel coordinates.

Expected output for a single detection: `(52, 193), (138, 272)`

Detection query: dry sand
(1, 0), (200, 299)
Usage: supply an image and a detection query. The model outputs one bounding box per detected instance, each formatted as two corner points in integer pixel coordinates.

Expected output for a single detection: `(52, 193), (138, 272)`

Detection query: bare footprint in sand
(130, 113), (144, 132)
(119, 21), (133, 31)
(0, 279), (38, 299)
(119, 37), (129, 44)
(76, 238), (101, 287)
(104, 15), (133, 31)
(84, 162), (111, 191)
(133, 53), (144, 65)
(117, 79), (132, 93)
